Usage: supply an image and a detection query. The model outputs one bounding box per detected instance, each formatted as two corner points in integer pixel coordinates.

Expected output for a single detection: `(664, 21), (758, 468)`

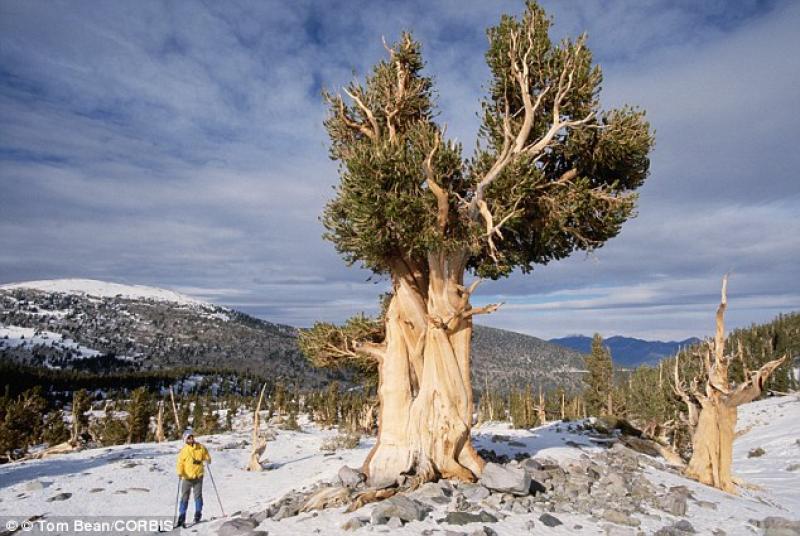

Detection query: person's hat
(182, 428), (194, 441)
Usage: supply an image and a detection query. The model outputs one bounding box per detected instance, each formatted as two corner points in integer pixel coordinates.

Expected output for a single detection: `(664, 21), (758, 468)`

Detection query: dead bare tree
(155, 401), (166, 443)
(533, 387), (547, 425)
(673, 275), (787, 492)
(169, 387), (181, 435)
(246, 383), (268, 472)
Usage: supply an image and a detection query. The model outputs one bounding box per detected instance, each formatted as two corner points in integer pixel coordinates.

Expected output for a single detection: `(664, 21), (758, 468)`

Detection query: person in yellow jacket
(175, 429), (211, 527)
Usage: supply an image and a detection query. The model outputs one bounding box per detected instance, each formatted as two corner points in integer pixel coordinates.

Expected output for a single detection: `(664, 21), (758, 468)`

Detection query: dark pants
(178, 477), (203, 522)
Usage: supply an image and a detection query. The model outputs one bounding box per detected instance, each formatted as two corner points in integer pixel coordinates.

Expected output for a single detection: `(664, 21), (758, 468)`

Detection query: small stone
(747, 447), (766, 458)
(659, 491), (688, 516)
(341, 517), (368, 531)
(460, 484), (490, 502)
(539, 513), (562, 527)
(273, 504), (299, 521)
(371, 495), (430, 525)
(386, 517), (403, 529)
(217, 517), (258, 536)
(439, 511), (498, 525)
(654, 519), (697, 535)
(603, 510), (641, 527)
(469, 527), (498, 536)
(414, 481), (452, 502)
(785, 463), (800, 472)
(89, 488), (104, 493)
(604, 525), (637, 536)
(46, 492), (72, 502)
(695, 500), (717, 510)
(751, 516), (800, 536)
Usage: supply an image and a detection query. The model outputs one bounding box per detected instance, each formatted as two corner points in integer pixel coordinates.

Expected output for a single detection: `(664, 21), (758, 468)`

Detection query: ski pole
(206, 464), (226, 517)
(173, 477), (181, 526)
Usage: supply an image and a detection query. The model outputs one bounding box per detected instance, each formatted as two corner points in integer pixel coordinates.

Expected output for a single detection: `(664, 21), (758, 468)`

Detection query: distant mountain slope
(472, 325), (587, 393)
(549, 334), (700, 367)
(0, 281), (338, 387)
(1, 279), (588, 392)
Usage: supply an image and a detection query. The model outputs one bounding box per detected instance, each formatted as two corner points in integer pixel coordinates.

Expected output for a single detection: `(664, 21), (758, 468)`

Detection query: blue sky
(1, 0), (799, 340)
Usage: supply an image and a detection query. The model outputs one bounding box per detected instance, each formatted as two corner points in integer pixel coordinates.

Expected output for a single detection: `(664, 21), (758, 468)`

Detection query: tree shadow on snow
(0, 446), (172, 489)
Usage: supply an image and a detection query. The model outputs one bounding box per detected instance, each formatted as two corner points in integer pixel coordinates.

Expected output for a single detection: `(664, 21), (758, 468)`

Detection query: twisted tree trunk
(675, 276), (787, 493)
(363, 252), (485, 487)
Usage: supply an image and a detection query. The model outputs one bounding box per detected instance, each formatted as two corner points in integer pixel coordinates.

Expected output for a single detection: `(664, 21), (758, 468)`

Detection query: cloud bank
(1, 0), (798, 339)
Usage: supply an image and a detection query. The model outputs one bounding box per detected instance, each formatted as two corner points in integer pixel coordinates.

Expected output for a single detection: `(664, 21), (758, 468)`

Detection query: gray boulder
(338, 466), (366, 488)
(539, 513), (562, 527)
(659, 491), (688, 516)
(439, 511), (498, 525)
(460, 484), (490, 502)
(750, 516), (800, 536)
(272, 504), (299, 521)
(217, 518), (258, 536)
(371, 495), (430, 525)
(479, 463), (531, 496)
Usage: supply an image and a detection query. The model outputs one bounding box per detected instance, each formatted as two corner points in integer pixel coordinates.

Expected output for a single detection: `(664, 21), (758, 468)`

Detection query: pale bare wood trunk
(247, 383), (268, 471)
(675, 276), (787, 493)
(155, 402), (166, 443)
(686, 400), (736, 492)
(169, 387), (181, 434)
(69, 392), (81, 447)
(363, 251), (484, 487)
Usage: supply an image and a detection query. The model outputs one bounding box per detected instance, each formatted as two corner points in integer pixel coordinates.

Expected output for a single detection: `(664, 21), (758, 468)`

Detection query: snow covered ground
(1, 396), (798, 535)
(0, 325), (101, 359)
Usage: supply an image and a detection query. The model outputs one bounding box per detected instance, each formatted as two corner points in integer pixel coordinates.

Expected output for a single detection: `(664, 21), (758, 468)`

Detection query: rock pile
(225, 433), (736, 535)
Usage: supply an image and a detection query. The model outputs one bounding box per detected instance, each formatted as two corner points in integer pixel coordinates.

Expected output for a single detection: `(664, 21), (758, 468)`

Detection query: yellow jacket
(176, 443), (211, 480)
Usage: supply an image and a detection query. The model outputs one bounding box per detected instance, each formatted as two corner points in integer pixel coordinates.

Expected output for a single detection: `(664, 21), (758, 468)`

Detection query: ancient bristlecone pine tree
(673, 276), (787, 493)
(300, 1), (653, 488)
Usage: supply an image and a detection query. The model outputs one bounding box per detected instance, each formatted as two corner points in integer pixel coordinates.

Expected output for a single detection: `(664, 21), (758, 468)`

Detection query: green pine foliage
(96, 402), (129, 446)
(302, 0), (654, 368)
(71, 389), (92, 440)
(42, 410), (70, 446)
(0, 386), (48, 460)
(583, 334), (614, 416)
(126, 387), (152, 443)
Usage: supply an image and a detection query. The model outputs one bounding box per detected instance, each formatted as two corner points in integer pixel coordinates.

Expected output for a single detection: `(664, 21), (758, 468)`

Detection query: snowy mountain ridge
(0, 279), (589, 392)
(0, 278), (210, 307)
